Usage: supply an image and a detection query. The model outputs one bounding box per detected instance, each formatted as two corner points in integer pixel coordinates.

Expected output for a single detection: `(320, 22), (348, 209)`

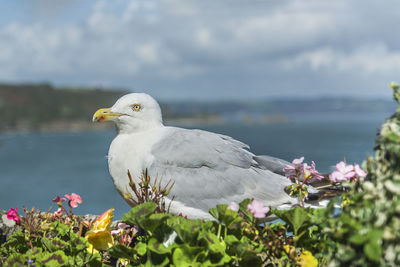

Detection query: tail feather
(306, 175), (345, 203)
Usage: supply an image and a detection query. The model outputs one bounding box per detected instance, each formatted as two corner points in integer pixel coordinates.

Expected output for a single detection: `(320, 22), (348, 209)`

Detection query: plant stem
(217, 224), (221, 238)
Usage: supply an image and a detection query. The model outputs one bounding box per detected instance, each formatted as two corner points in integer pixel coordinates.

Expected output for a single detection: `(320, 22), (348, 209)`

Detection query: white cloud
(195, 28), (213, 48)
(134, 43), (160, 65)
(282, 44), (400, 74)
(0, 0), (399, 98)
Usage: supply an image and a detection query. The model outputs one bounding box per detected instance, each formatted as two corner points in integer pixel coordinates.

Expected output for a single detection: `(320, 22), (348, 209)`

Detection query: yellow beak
(92, 108), (122, 122)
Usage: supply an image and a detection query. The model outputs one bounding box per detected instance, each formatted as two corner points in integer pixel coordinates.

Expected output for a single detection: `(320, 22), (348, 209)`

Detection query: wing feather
(149, 127), (294, 213)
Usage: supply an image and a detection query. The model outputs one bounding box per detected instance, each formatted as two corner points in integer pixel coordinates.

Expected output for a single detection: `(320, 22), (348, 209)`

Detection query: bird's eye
(132, 104), (141, 111)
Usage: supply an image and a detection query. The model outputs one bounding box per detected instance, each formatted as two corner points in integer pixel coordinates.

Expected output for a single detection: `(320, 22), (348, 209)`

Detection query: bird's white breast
(107, 127), (166, 199)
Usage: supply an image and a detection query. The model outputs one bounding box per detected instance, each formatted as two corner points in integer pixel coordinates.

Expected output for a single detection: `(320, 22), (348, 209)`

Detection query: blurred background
(0, 0), (399, 218)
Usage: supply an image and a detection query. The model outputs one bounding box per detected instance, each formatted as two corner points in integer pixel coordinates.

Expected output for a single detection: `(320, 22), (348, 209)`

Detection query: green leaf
(50, 221), (70, 238)
(225, 235), (259, 264)
(364, 242), (382, 263)
(172, 245), (203, 266)
(236, 236), (258, 258)
(224, 234), (239, 246)
(74, 251), (102, 267)
(24, 247), (43, 259)
(210, 204), (243, 228)
(136, 242), (148, 256)
(348, 234), (368, 245)
(203, 253), (232, 267)
(41, 237), (68, 252)
(70, 234), (89, 254)
(209, 207), (219, 221)
(203, 232), (226, 254)
(1, 230), (29, 254)
(3, 253), (26, 267)
(361, 229), (383, 263)
(367, 229), (383, 243)
(122, 202), (157, 226)
(171, 218), (205, 244)
(109, 243), (137, 261)
(238, 199), (254, 220)
(273, 207), (312, 235)
(36, 251), (69, 267)
(141, 213), (171, 233)
(147, 237), (172, 254)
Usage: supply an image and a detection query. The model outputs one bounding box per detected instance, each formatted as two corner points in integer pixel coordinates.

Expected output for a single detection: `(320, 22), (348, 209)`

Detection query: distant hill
(0, 83), (127, 132)
(163, 98), (397, 116)
(0, 83), (396, 132)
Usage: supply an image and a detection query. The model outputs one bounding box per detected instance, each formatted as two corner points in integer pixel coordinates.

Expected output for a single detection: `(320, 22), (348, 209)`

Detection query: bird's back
(147, 127), (296, 218)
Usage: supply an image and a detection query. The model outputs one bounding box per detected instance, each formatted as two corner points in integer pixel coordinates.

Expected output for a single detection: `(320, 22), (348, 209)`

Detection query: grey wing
(149, 128), (294, 213)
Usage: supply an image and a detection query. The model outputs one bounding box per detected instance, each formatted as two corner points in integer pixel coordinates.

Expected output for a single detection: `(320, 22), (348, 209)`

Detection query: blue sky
(0, 0), (399, 100)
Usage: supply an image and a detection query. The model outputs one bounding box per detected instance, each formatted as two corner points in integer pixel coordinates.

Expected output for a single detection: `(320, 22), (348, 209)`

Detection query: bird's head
(93, 93), (163, 133)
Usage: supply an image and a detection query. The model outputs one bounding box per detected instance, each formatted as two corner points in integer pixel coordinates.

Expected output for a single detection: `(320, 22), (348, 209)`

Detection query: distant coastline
(0, 114), (292, 134)
(0, 82), (395, 134)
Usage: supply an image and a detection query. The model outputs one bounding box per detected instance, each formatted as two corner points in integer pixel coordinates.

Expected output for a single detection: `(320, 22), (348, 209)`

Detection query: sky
(0, 0), (399, 100)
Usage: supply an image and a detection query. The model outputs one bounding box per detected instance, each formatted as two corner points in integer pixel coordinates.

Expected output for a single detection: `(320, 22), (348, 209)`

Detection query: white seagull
(93, 93), (328, 220)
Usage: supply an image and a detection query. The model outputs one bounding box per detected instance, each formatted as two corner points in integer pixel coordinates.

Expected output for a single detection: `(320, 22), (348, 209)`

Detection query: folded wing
(149, 127), (295, 213)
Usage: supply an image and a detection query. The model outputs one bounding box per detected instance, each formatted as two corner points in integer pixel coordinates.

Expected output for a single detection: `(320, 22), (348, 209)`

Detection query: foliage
(110, 200), (301, 266)
(1, 199), (314, 266)
(312, 82), (400, 266)
(1, 193), (103, 266)
(0, 222), (102, 267)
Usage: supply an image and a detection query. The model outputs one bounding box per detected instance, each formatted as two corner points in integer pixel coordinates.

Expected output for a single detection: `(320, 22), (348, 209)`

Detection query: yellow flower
(297, 250), (318, 267)
(283, 244), (296, 258)
(120, 258), (129, 266)
(86, 208), (114, 252)
(284, 245), (318, 267)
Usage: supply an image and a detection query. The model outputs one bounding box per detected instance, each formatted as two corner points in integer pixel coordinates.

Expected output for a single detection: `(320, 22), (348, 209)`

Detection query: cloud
(0, 0), (398, 99)
(281, 44), (400, 74)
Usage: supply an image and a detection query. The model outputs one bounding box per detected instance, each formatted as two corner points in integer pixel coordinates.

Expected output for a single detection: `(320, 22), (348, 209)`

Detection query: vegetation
(314, 82), (400, 266)
(1, 83), (400, 266)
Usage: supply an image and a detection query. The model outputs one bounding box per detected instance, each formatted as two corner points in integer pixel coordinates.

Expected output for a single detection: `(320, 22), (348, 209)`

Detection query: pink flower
(310, 161), (324, 180)
(329, 171), (345, 183)
(52, 196), (67, 203)
(329, 161), (356, 183)
(247, 200), (270, 219)
(65, 193), (82, 208)
(110, 229), (121, 236)
(283, 157), (324, 182)
(337, 162), (355, 178)
(7, 207), (20, 224)
(227, 202), (239, 212)
(283, 157), (304, 177)
(354, 164), (367, 178)
(292, 157), (304, 165)
(283, 166), (296, 181)
(111, 223), (130, 235)
(52, 208), (63, 218)
(178, 213), (188, 219)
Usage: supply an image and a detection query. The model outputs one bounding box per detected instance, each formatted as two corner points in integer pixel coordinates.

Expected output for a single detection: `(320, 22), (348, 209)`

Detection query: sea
(0, 111), (390, 219)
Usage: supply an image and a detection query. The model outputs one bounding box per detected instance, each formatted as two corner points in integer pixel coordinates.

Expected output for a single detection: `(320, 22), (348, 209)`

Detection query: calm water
(0, 111), (388, 218)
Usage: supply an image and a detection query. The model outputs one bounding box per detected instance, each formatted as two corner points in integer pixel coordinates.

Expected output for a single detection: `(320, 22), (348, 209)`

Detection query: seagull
(93, 93), (331, 220)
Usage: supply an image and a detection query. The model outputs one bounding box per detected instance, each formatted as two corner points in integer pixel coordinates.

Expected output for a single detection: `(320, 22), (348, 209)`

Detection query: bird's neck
(117, 119), (163, 134)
